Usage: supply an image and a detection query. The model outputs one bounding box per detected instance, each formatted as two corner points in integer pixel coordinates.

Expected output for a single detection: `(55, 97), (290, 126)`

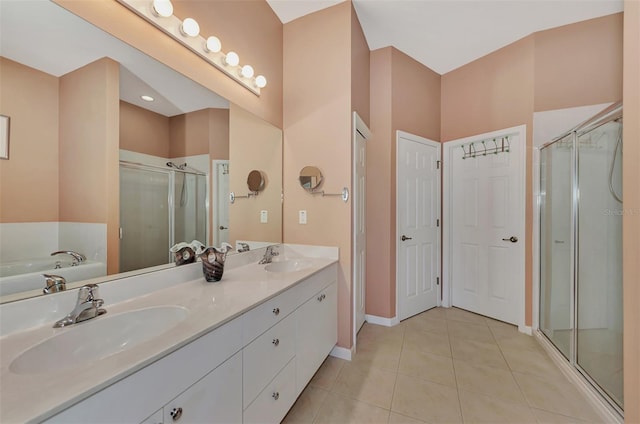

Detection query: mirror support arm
(308, 187), (349, 203)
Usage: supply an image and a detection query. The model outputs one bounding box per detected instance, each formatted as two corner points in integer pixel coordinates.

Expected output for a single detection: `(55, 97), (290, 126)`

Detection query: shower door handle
(502, 236), (518, 243)
(219, 226), (228, 230)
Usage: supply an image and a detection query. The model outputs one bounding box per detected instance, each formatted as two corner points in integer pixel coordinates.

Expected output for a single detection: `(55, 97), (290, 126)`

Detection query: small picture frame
(0, 115), (9, 160)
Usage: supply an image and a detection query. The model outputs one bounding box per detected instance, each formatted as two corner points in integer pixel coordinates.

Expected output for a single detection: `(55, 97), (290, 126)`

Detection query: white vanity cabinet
(295, 281), (338, 393)
(44, 262), (338, 424)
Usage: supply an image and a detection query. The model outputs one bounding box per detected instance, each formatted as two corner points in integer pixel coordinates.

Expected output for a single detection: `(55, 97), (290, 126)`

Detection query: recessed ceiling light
(141, 95), (154, 102)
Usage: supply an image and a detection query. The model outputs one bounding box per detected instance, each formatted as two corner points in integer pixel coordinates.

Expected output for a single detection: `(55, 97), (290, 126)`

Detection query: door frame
(442, 124), (527, 331)
(212, 159), (229, 247)
(395, 131), (442, 321)
(352, 112), (370, 352)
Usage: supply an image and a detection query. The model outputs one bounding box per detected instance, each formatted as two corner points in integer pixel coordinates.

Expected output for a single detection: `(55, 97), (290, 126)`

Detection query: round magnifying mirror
(247, 170), (265, 192)
(299, 166), (323, 191)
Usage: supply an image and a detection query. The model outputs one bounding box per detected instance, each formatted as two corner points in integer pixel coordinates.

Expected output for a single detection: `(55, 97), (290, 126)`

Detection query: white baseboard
(329, 345), (353, 361)
(534, 331), (623, 424)
(365, 314), (400, 327)
(518, 325), (532, 335)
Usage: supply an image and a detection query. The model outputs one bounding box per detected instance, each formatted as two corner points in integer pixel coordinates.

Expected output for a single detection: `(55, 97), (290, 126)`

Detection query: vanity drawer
(243, 358), (296, 424)
(242, 284), (300, 345)
(243, 312), (295, 409)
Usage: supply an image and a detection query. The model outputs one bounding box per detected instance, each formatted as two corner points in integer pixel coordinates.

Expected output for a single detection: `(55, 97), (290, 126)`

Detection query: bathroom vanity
(0, 245), (338, 423)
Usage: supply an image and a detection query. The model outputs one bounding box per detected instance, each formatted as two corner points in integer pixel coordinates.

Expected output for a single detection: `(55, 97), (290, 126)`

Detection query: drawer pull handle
(272, 392), (280, 400)
(273, 307), (280, 316)
(170, 407), (183, 421)
(272, 338), (280, 346)
(317, 293), (326, 302)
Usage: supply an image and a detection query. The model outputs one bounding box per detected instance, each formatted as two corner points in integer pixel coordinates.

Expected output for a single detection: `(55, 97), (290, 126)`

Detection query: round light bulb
(241, 65), (254, 79)
(225, 51), (240, 67)
(180, 18), (200, 37)
(255, 75), (267, 88)
(151, 0), (173, 18)
(204, 36), (222, 53)
(141, 95), (154, 102)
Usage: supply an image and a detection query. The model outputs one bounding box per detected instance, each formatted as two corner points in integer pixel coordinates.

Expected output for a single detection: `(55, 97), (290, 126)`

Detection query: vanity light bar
(117, 0), (266, 95)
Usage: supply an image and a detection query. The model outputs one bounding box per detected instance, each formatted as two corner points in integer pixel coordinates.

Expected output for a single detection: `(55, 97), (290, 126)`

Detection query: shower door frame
(537, 103), (623, 417)
(119, 160), (209, 267)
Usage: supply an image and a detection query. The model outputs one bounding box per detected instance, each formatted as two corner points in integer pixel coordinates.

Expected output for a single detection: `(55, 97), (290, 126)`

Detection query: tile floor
(282, 307), (605, 424)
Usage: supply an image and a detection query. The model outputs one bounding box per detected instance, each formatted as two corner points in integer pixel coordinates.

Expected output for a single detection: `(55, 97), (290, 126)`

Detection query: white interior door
(445, 126), (525, 327)
(213, 160), (229, 246)
(353, 113), (369, 336)
(397, 132), (440, 321)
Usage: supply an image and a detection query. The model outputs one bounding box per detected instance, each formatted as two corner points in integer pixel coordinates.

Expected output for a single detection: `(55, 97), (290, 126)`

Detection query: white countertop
(0, 246), (338, 423)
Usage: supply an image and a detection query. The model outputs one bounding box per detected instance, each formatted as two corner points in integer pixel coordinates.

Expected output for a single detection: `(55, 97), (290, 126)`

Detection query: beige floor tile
(450, 338), (509, 370)
(458, 389), (537, 423)
(397, 347), (457, 387)
(493, 328), (546, 353)
(403, 327), (452, 357)
(403, 313), (449, 336)
(484, 317), (516, 330)
(447, 320), (496, 344)
(358, 322), (406, 346)
(388, 411), (427, 424)
(445, 307), (488, 325)
(501, 345), (566, 382)
(453, 360), (527, 404)
(391, 374), (462, 423)
(352, 341), (403, 372)
(421, 307), (448, 320)
(282, 386), (329, 424)
(513, 372), (602, 422)
(313, 392), (390, 424)
(531, 408), (593, 423)
(332, 362), (397, 409)
(309, 356), (347, 391)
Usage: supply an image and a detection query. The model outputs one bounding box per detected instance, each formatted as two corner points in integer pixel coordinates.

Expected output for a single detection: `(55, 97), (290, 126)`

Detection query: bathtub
(0, 259), (106, 296)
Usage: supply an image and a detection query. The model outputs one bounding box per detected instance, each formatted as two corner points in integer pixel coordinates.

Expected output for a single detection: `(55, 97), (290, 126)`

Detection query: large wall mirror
(0, 1), (282, 303)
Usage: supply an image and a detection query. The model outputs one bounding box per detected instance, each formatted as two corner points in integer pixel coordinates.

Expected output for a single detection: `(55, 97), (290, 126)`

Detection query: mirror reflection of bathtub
(0, 258), (106, 296)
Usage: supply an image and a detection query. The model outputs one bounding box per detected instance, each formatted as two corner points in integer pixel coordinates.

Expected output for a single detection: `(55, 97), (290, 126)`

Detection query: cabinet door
(141, 409), (163, 424)
(296, 281), (337, 392)
(163, 352), (242, 424)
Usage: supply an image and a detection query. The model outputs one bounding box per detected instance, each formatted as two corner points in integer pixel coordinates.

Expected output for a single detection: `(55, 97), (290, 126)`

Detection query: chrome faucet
(42, 274), (66, 294)
(51, 250), (86, 266)
(53, 284), (106, 328)
(258, 245), (279, 265)
(237, 242), (250, 253)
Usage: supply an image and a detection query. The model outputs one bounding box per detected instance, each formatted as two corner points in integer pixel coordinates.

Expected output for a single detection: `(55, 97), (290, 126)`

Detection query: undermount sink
(264, 259), (312, 273)
(10, 306), (188, 375)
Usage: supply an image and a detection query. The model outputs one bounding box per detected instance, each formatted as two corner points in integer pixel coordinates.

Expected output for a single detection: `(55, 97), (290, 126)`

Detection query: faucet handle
(77, 284), (100, 303)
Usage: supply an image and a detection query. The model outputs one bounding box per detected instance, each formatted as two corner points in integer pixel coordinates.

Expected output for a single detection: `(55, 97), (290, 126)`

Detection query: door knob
(502, 236), (518, 243)
(219, 225), (228, 230)
(401, 235), (413, 241)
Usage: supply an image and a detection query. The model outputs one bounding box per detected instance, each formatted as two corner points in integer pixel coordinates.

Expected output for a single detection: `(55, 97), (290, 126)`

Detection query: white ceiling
(0, 0), (228, 117)
(267, 0), (624, 75)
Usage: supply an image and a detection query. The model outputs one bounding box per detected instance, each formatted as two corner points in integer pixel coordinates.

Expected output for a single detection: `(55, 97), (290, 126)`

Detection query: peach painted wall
(367, 47), (441, 318)
(228, 104), (282, 245)
(0, 58), (59, 223)
(54, 0), (283, 128)
(119, 101), (170, 157)
(169, 109), (210, 158)
(351, 3), (370, 126)
(441, 14), (622, 327)
(283, 2), (353, 349)
(59, 58), (120, 274)
(622, 1), (640, 421)
(534, 13), (623, 112)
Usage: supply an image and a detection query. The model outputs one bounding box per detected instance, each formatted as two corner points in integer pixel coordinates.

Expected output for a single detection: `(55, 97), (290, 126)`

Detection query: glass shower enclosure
(539, 103), (623, 414)
(119, 162), (207, 273)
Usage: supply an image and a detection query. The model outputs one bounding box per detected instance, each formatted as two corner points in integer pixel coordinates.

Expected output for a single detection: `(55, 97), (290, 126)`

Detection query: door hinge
(436, 219), (440, 227)
(436, 160), (441, 169)
(436, 277), (440, 286)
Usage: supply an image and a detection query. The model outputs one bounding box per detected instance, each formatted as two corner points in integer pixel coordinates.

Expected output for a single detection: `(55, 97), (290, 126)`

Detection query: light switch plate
(260, 210), (268, 223)
(299, 210), (307, 224)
